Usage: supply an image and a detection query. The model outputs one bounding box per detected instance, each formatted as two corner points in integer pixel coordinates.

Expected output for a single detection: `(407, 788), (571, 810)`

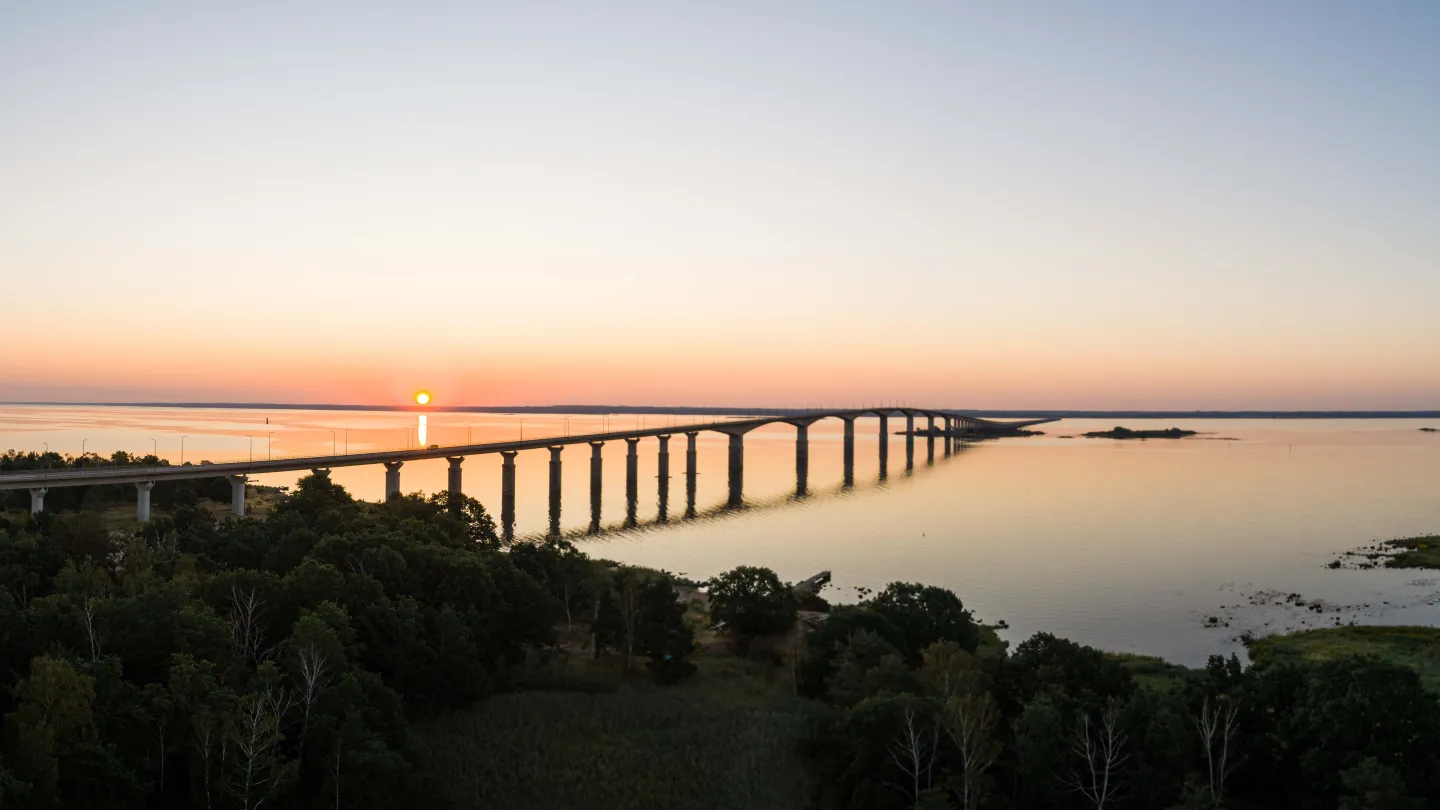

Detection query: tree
(1194, 695), (1241, 807)
(1063, 707), (1128, 810)
(943, 692), (1001, 810)
(1, 655), (97, 805)
(1338, 757), (1424, 810)
(866, 583), (979, 660)
(706, 566), (797, 641)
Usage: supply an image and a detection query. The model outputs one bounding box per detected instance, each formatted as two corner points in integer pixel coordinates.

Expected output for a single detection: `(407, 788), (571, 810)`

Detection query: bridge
(1, 409), (1055, 539)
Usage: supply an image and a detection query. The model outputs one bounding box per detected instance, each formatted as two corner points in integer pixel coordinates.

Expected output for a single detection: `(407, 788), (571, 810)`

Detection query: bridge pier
(548, 446), (563, 537)
(926, 415), (936, 464)
(229, 475), (247, 517)
(841, 416), (856, 487)
(795, 423), (809, 496)
(446, 457), (464, 507)
(589, 442), (604, 533)
(136, 481), (155, 523)
(878, 414), (889, 479)
(684, 431), (698, 517)
(944, 418), (953, 457)
(657, 435), (670, 522)
(727, 433), (744, 507)
(500, 451), (517, 542)
(905, 414), (915, 471)
(383, 461), (403, 500)
(625, 437), (640, 527)
(29, 487), (46, 514)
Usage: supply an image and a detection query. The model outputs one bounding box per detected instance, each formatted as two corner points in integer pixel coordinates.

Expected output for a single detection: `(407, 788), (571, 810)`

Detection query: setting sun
(415, 391), (431, 405)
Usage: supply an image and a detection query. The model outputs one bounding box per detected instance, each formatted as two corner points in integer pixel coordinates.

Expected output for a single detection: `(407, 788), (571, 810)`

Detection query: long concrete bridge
(1, 409), (1054, 539)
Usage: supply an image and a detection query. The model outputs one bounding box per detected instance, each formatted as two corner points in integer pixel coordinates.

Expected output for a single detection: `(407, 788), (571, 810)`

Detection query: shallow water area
(3, 406), (1438, 665)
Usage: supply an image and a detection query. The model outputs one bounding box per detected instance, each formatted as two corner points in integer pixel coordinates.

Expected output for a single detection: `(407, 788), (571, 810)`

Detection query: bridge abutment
(657, 435), (670, 521)
(548, 446), (563, 537)
(446, 457), (464, 507)
(229, 475), (247, 517)
(684, 431), (698, 517)
(589, 442), (604, 533)
(136, 481), (155, 523)
(625, 437), (640, 527)
(29, 487), (46, 514)
(878, 414), (889, 479)
(500, 451), (517, 541)
(383, 461), (403, 500)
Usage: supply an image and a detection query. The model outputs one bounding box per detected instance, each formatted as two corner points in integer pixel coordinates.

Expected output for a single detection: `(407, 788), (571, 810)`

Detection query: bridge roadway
(2, 408), (1055, 537)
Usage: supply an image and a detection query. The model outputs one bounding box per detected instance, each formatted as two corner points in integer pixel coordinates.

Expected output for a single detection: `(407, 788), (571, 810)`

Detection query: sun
(415, 391), (431, 406)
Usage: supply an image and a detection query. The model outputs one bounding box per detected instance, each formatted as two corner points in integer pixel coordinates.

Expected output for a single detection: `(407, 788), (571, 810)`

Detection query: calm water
(4, 405), (1439, 665)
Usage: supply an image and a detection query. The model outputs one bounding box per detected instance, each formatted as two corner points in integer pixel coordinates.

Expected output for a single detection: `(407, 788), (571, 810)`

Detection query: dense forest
(1, 450), (1438, 809)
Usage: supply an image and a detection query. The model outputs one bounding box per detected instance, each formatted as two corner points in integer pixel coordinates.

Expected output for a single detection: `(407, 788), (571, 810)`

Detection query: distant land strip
(1, 402), (1437, 419)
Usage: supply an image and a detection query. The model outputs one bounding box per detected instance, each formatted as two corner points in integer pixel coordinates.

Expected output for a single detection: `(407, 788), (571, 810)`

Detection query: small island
(1083, 426), (1198, 439)
(1422, 427), (1438, 433)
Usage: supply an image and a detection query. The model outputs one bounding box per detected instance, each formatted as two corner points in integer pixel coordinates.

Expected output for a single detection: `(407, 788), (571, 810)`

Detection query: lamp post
(329, 431), (336, 457)
(82, 438), (88, 456)
(180, 435), (188, 465)
(267, 432), (274, 461)
(248, 435), (253, 463)
(151, 438), (157, 459)
(344, 429), (348, 455)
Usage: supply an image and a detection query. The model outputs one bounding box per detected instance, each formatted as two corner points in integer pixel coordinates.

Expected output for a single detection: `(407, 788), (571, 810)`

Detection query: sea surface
(3, 404), (1439, 665)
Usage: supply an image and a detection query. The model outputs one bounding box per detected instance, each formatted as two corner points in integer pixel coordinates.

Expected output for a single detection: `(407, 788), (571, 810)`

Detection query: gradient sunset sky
(3, 2), (1437, 409)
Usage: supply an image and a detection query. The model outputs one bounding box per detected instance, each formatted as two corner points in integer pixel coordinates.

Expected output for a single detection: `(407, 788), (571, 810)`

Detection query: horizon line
(1, 401), (1437, 419)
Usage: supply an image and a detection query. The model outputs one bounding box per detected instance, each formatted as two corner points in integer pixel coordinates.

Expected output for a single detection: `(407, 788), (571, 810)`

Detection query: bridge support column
(944, 418), (953, 457)
(905, 414), (915, 471)
(795, 424), (809, 497)
(878, 414), (889, 479)
(926, 416), (936, 464)
(625, 437), (640, 527)
(548, 446), (563, 537)
(500, 451), (517, 542)
(383, 461), (403, 500)
(684, 431), (699, 518)
(657, 435), (671, 522)
(136, 481), (155, 523)
(842, 417), (855, 487)
(229, 475), (247, 517)
(727, 433), (744, 508)
(589, 442), (604, 533)
(446, 457), (464, 500)
(28, 487), (46, 514)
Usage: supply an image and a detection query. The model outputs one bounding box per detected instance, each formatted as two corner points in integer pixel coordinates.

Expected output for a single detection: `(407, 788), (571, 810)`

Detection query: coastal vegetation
(4, 471), (1440, 809)
(1083, 426), (1199, 439)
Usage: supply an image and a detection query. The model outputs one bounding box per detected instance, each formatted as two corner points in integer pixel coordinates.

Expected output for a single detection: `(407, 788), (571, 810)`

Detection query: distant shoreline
(1, 401), (1437, 419)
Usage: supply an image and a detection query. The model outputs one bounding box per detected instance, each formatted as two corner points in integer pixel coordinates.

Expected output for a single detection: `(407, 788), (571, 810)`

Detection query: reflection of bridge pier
(0, 408), (1058, 533)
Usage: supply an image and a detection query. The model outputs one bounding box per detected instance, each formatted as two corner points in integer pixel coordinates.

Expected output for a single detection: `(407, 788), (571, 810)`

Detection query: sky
(2, 1), (1437, 410)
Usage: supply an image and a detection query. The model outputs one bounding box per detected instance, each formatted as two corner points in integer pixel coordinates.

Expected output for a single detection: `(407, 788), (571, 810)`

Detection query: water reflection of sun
(415, 391), (431, 406)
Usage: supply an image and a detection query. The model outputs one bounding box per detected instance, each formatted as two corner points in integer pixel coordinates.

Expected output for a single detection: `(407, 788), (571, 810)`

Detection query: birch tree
(1064, 708), (1128, 810)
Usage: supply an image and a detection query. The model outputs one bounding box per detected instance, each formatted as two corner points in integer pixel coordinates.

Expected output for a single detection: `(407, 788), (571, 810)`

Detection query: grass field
(415, 648), (828, 810)
(1380, 535), (1440, 569)
(1247, 625), (1440, 692)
